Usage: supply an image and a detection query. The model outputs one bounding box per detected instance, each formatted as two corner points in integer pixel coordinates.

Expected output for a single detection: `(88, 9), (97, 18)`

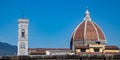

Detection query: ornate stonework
(18, 18), (29, 56)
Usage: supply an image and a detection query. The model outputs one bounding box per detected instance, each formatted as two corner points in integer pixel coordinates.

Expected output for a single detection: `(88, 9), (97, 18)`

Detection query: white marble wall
(17, 19), (29, 56)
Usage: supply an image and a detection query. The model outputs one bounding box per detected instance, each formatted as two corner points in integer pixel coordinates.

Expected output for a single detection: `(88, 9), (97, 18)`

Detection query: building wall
(46, 50), (71, 55)
(105, 50), (119, 53)
(75, 44), (119, 54)
(75, 49), (80, 53)
(86, 49), (89, 52)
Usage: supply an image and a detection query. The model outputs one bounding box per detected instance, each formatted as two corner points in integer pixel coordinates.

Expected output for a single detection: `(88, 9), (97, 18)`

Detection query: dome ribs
(93, 23), (105, 40)
(85, 21), (98, 40)
(74, 21), (85, 40)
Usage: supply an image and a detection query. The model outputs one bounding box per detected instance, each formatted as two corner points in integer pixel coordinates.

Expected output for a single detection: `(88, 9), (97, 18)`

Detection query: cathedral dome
(71, 8), (106, 41)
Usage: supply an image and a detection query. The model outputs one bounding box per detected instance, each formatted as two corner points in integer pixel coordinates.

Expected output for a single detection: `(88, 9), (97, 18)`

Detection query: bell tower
(17, 18), (29, 56)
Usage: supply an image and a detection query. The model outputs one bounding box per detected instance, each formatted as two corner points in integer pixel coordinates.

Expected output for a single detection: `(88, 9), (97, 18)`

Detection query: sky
(0, 0), (120, 48)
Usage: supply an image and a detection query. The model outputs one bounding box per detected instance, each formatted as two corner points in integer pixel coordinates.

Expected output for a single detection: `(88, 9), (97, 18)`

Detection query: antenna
(21, 0), (25, 19)
(22, 9), (24, 19)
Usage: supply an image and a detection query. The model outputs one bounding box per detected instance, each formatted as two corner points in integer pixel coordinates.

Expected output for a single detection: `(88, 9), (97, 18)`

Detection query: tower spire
(84, 6), (91, 21)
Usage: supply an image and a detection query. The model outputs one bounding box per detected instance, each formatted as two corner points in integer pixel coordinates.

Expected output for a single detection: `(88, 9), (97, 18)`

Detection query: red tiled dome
(72, 9), (106, 41)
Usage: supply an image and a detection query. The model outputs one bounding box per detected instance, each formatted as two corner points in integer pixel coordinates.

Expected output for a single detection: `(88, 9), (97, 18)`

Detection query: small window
(20, 44), (25, 49)
(81, 49), (86, 52)
(94, 49), (99, 52)
(96, 41), (101, 44)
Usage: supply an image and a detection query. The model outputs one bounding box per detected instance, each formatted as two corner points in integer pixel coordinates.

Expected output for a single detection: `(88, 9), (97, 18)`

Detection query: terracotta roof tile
(72, 21), (105, 41)
(105, 46), (119, 50)
(28, 48), (71, 55)
(75, 46), (89, 49)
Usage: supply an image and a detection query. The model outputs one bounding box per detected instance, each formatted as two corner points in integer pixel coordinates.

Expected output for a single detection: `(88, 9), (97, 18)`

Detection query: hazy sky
(0, 0), (120, 48)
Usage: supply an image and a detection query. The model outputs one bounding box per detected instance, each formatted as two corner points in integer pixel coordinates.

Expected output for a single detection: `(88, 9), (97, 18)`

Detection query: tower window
(21, 32), (25, 38)
(21, 29), (25, 38)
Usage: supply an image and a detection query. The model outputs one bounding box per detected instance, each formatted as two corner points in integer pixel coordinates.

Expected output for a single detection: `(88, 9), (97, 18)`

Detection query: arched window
(21, 29), (25, 38)
(20, 43), (26, 49)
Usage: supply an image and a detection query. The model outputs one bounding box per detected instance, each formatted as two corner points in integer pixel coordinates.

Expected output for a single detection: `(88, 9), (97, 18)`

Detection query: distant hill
(0, 42), (17, 56)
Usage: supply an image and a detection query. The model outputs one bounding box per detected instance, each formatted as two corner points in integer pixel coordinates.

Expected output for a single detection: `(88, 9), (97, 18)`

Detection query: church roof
(105, 46), (119, 50)
(28, 48), (71, 55)
(71, 8), (106, 41)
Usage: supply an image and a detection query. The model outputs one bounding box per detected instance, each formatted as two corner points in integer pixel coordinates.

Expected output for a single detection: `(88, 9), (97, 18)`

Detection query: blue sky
(0, 0), (120, 48)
